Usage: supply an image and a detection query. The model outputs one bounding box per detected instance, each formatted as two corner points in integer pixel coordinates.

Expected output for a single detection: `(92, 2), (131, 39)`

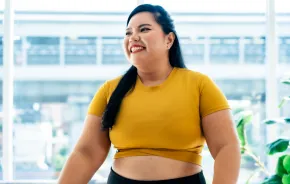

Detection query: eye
(125, 31), (132, 36)
(140, 27), (151, 32)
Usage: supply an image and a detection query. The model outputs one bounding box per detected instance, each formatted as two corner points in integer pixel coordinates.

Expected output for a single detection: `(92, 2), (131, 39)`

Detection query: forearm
(58, 150), (104, 184)
(212, 144), (241, 184)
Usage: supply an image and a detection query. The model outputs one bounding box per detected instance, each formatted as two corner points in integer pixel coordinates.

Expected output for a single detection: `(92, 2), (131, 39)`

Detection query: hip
(107, 167), (206, 184)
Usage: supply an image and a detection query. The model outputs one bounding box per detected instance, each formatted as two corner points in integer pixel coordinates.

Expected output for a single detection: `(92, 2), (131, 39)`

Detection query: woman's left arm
(202, 109), (241, 184)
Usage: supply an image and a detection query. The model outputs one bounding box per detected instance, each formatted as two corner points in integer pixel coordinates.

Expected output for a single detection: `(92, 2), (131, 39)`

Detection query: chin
(130, 56), (145, 64)
(129, 60), (145, 68)
(130, 60), (142, 67)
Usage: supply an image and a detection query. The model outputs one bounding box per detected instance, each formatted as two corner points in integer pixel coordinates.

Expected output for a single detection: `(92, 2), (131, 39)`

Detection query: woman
(58, 4), (241, 184)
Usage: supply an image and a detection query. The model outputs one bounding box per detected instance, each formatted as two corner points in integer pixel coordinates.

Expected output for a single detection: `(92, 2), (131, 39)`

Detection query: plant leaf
(281, 78), (290, 85)
(262, 175), (282, 184)
(279, 96), (290, 108)
(283, 117), (290, 124)
(237, 124), (246, 152)
(266, 139), (290, 155)
(283, 155), (290, 173)
(237, 111), (253, 127)
(264, 119), (279, 125)
(282, 174), (290, 184)
(263, 117), (290, 125)
(276, 155), (288, 177)
(236, 111), (253, 153)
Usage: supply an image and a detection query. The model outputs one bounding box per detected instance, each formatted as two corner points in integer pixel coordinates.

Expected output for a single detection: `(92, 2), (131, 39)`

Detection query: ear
(166, 32), (175, 49)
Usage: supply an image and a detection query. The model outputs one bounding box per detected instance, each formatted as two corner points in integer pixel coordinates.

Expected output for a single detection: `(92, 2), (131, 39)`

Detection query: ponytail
(101, 66), (137, 130)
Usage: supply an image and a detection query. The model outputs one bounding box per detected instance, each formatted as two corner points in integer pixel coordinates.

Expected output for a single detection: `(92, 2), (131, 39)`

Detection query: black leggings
(107, 168), (206, 184)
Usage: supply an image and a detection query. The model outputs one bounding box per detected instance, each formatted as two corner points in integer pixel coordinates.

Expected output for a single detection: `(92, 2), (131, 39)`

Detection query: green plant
(52, 154), (67, 172)
(59, 146), (69, 156)
(236, 76), (290, 184)
(52, 146), (69, 172)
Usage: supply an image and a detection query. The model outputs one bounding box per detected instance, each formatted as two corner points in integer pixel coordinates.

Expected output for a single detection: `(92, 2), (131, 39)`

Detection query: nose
(129, 33), (140, 42)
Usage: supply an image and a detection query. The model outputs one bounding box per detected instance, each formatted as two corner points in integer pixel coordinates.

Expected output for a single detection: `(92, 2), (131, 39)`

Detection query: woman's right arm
(58, 114), (111, 184)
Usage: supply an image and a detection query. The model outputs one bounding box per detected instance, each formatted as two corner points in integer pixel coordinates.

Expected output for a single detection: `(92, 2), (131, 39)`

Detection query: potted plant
(236, 76), (290, 184)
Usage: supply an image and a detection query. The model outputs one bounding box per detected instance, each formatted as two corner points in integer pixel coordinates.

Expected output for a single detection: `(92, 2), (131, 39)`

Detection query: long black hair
(101, 4), (186, 130)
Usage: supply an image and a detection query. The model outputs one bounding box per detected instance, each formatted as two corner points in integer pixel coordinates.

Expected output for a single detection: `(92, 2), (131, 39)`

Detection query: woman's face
(123, 12), (174, 69)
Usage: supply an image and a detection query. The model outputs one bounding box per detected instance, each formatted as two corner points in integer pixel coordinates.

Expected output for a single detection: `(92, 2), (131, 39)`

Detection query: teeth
(131, 47), (144, 52)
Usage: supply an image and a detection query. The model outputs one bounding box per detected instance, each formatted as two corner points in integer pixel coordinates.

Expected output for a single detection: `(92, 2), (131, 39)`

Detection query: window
(65, 37), (97, 65)
(210, 37), (239, 64)
(279, 37), (290, 64)
(276, 0), (290, 118)
(12, 81), (112, 180)
(244, 37), (265, 64)
(14, 37), (24, 66)
(279, 79), (290, 117)
(0, 81), (2, 179)
(2, 0), (289, 183)
(144, 0), (266, 13)
(0, 37), (25, 66)
(0, 37), (3, 65)
(0, 8), (3, 179)
(0, 0), (4, 11)
(27, 37), (60, 65)
(180, 37), (204, 64)
(14, 0), (137, 12)
(102, 37), (127, 65)
(216, 79), (265, 100)
(276, 0), (290, 13)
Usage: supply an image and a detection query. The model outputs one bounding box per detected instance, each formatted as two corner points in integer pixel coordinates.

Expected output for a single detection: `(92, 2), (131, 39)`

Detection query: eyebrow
(126, 24), (152, 31)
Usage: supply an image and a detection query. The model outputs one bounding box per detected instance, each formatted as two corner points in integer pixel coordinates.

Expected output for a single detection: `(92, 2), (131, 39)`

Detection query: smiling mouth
(130, 47), (146, 53)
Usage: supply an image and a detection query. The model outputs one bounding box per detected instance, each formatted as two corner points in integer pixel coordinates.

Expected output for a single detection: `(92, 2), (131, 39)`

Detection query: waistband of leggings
(110, 167), (204, 182)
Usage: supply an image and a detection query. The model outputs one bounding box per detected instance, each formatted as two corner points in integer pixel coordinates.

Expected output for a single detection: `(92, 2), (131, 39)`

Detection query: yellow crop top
(87, 67), (230, 166)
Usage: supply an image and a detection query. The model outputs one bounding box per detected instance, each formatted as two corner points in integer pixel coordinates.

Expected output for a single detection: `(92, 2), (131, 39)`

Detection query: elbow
(213, 142), (241, 160)
(75, 145), (110, 168)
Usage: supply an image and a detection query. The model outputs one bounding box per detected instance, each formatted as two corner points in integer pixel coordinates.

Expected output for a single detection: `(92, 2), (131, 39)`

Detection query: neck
(137, 63), (173, 85)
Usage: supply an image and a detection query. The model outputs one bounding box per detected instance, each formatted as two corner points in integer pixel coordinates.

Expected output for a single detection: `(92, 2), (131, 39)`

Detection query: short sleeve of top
(87, 81), (109, 117)
(199, 74), (231, 118)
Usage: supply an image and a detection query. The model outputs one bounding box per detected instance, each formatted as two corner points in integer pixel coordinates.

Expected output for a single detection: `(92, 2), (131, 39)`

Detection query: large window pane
(144, 0), (265, 13)
(180, 37), (204, 64)
(216, 79), (265, 100)
(277, 0), (290, 156)
(279, 37), (290, 64)
(276, 0), (290, 13)
(64, 37), (97, 65)
(210, 37), (239, 64)
(0, 6), (3, 179)
(0, 37), (3, 65)
(15, 0), (137, 12)
(14, 37), (24, 66)
(27, 37), (60, 65)
(3, 0), (288, 183)
(13, 81), (116, 180)
(244, 36), (265, 64)
(102, 37), (127, 65)
(0, 0), (3, 11)
(0, 37), (25, 66)
(0, 81), (2, 179)
(279, 79), (290, 118)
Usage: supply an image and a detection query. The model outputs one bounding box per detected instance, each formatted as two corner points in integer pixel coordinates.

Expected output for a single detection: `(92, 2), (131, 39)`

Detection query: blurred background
(0, 0), (290, 183)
